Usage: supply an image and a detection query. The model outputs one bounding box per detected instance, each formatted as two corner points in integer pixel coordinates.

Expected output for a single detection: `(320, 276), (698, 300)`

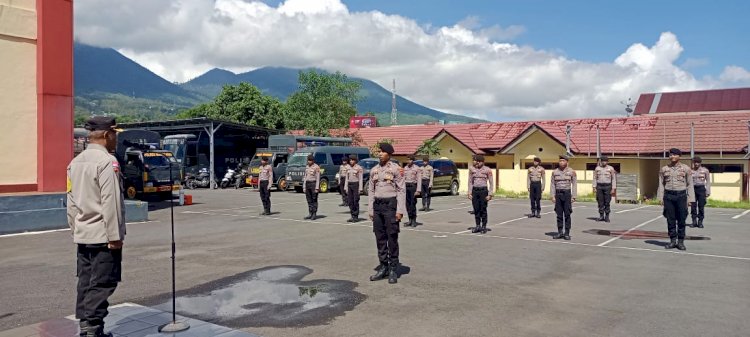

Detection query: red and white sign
(350, 116), (377, 128)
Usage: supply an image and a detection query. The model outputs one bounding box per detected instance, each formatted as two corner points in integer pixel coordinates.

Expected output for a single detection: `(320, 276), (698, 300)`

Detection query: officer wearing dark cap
(403, 154), (422, 227)
(593, 156), (617, 222)
(303, 154), (321, 220)
(657, 148), (695, 250)
(527, 157), (545, 218)
(690, 156), (711, 228)
(551, 155), (577, 240)
(368, 143), (406, 284)
(468, 154), (493, 234)
(67, 116), (124, 337)
(345, 154), (364, 222)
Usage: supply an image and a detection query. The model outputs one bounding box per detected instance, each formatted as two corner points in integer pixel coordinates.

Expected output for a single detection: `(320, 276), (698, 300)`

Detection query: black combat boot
(411, 219), (418, 227)
(528, 211), (534, 218)
(480, 224), (488, 234)
(697, 219), (704, 228)
(535, 210), (541, 218)
(690, 217), (697, 227)
(388, 260), (399, 284)
(370, 263), (389, 281)
(604, 213), (610, 223)
(677, 239), (686, 251)
(597, 213), (605, 222)
(471, 224), (481, 233)
(419, 206), (426, 211)
(311, 212), (318, 221)
(665, 238), (677, 249)
(553, 229), (565, 239)
(563, 229), (571, 241)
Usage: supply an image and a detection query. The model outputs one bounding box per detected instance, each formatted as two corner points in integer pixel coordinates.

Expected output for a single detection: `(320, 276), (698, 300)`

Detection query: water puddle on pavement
(144, 266), (365, 328)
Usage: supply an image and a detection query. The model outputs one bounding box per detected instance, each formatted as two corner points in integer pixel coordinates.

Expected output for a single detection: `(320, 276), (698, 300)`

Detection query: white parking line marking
(0, 220), (160, 238)
(615, 205), (651, 214)
(597, 216), (662, 247)
(732, 210), (750, 219)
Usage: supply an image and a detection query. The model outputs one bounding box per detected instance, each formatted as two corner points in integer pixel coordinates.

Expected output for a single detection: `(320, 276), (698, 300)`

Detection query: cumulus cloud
(74, 0), (750, 121)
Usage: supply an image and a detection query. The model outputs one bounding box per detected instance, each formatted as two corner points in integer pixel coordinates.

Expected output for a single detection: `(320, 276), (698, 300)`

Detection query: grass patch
(706, 199), (750, 209)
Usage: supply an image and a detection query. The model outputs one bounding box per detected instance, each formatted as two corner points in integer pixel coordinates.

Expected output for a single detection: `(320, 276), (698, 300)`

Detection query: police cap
(307, 154), (314, 161)
(533, 157), (541, 163)
(692, 156), (702, 163)
(600, 155), (609, 162)
(559, 155), (569, 161)
(669, 148), (682, 156)
(379, 143), (394, 155)
(84, 116), (116, 131)
(474, 154), (485, 162)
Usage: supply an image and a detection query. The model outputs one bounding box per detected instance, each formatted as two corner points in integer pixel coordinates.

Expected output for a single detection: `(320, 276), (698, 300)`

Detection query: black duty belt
(555, 189), (571, 193)
(530, 181), (542, 184)
(472, 186), (488, 190)
(374, 197), (397, 204)
(596, 183), (612, 186)
(406, 182), (417, 186)
(665, 190), (687, 195)
(348, 181), (360, 185)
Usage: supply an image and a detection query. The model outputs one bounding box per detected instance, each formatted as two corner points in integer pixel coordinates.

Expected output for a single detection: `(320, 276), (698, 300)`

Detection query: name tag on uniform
(385, 172), (393, 181)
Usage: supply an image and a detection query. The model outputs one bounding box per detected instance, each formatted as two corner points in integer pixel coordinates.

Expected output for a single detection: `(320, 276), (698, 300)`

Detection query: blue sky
(314, 0), (749, 78)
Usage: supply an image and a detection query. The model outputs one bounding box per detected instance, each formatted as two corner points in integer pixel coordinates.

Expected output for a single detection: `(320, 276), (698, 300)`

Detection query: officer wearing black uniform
(657, 148), (695, 250)
(67, 117), (124, 337)
(368, 143), (406, 284)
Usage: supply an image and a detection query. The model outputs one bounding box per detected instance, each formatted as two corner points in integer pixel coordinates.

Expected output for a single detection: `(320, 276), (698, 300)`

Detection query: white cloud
(74, 0), (750, 121)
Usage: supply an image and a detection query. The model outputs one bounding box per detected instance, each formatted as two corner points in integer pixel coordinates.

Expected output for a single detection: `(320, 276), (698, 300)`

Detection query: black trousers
(339, 178), (348, 205)
(347, 182), (360, 217)
(421, 179), (431, 208)
(596, 183), (613, 215)
(472, 187), (489, 227)
(76, 244), (121, 326)
(554, 189), (573, 233)
(305, 181), (318, 214)
(663, 190), (688, 239)
(529, 181), (542, 212)
(373, 197), (400, 264)
(691, 185), (707, 221)
(406, 183), (418, 220)
(259, 180), (271, 212)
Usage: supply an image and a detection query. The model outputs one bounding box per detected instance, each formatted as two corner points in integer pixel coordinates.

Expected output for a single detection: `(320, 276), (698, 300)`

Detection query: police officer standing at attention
(403, 155), (422, 227)
(345, 154), (364, 222)
(258, 156), (273, 215)
(690, 156), (710, 228)
(303, 154), (321, 220)
(419, 156), (434, 212)
(468, 157), (477, 215)
(527, 157), (545, 218)
(468, 155), (493, 234)
(593, 156), (617, 223)
(368, 143), (406, 284)
(67, 117), (125, 337)
(338, 156), (349, 207)
(657, 148), (695, 250)
(551, 155), (577, 240)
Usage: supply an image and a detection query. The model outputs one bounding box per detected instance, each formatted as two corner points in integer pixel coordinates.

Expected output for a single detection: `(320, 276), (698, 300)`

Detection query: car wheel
(450, 180), (459, 196)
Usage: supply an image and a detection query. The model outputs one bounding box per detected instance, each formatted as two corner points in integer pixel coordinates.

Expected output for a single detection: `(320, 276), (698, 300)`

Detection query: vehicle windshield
(360, 160), (378, 169)
(288, 152), (312, 166)
(249, 158), (262, 167)
(144, 155), (172, 167)
(162, 144), (184, 161)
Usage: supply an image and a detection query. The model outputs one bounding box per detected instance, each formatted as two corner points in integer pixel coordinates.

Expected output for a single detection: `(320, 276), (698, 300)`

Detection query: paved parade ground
(1, 188), (749, 337)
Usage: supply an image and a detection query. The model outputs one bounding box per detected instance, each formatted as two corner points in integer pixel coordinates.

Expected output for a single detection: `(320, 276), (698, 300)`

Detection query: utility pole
(391, 79), (398, 126)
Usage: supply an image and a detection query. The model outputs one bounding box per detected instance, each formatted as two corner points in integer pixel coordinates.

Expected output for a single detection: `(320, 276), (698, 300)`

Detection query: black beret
(84, 116), (116, 131)
(692, 156), (702, 163)
(307, 154), (314, 160)
(474, 154), (485, 162)
(669, 148), (681, 155)
(423, 155), (429, 161)
(379, 143), (394, 155)
(600, 156), (609, 161)
(559, 155), (569, 161)
(349, 154), (358, 160)
(408, 154), (416, 160)
(533, 157), (541, 162)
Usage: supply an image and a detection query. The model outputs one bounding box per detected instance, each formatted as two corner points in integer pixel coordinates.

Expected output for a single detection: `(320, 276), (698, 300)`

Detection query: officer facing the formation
(303, 154), (321, 220)
(657, 148), (695, 250)
(527, 157), (545, 218)
(403, 155), (422, 227)
(690, 156), (710, 228)
(258, 156), (273, 215)
(593, 156), (617, 222)
(551, 155), (577, 240)
(419, 156), (434, 212)
(67, 116), (125, 337)
(345, 154), (364, 222)
(368, 143), (406, 284)
(468, 155), (494, 234)
(338, 156), (349, 207)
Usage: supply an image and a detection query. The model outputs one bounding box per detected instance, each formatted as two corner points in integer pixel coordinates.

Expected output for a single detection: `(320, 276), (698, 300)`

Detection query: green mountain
(73, 42), (483, 125)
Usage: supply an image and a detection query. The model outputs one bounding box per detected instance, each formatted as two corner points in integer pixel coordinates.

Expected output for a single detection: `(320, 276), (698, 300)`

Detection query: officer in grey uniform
(345, 154), (364, 222)
(419, 156), (434, 212)
(368, 143), (406, 284)
(468, 155), (494, 234)
(657, 148), (695, 250)
(468, 157), (477, 215)
(338, 157), (349, 207)
(403, 155), (422, 227)
(551, 155), (577, 240)
(67, 116), (125, 337)
(690, 156), (710, 228)
(527, 157), (545, 218)
(303, 154), (321, 220)
(593, 156), (617, 222)
(258, 156), (273, 215)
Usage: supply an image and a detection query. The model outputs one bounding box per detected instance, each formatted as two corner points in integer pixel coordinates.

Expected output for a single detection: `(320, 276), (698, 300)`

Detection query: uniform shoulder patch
(112, 161), (120, 173)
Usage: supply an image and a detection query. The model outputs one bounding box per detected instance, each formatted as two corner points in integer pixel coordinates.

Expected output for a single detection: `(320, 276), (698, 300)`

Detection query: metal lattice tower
(391, 78), (398, 126)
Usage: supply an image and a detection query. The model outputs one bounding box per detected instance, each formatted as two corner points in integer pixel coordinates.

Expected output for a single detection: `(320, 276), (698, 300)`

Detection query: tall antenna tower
(391, 78), (398, 126)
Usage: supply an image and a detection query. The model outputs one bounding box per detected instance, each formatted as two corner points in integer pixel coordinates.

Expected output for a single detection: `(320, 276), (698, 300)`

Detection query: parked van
(285, 146), (370, 193)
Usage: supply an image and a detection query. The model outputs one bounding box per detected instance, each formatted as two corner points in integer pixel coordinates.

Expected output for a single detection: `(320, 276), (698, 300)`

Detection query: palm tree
(416, 139), (440, 157)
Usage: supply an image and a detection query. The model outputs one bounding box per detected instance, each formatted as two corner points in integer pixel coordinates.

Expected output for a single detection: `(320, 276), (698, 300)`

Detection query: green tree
(284, 70), (361, 136)
(179, 83), (284, 129)
(370, 138), (397, 157)
(416, 139), (441, 157)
